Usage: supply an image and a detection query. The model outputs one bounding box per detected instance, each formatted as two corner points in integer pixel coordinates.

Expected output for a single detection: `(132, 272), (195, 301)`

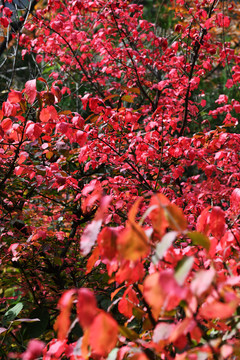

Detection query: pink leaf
(230, 188), (240, 213)
(81, 219), (102, 255)
(190, 268), (215, 297)
(25, 79), (37, 104)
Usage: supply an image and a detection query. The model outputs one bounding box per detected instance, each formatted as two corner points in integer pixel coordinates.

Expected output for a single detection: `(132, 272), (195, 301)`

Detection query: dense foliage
(0, 0), (240, 359)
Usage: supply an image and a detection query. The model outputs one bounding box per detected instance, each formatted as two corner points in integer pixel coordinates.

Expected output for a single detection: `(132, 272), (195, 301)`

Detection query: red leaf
(8, 90), (22, 104)
(118, 297), (133, 318)
(25, 79), (37, 104)
(22, 339), (45, 360)
(230, 188), (240, 213)
(89, 312), (118, 356)
(209, 206), (226, 238)
(26, 122), (42, 140)
(98, 227), (118, 260)
(197, 206), (226, 238)
(1, 118), (12, 131)
(169, 318), (196, 343)
(199, 300), (237, 320)
(77, 288), (98, 329)
(143, 270), (186, 319)
(153, 322), (175, 343)
(40, 105), (58, 122)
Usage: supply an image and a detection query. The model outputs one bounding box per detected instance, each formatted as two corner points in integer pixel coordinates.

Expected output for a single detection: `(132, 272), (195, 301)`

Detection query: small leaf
(12, 318), (40, 325)
(230, 188), (240, 213)
(3, 303), (23, 325)
(199, 301), (237, 320)
(0, 327), (7, 335)
(191, 268), (215, 297)
(122, 95), (134, 103)
(81, 219), (102, 255)
(165, 204), (187, 231)
(153, 323), (175, 343)
(103, 94), (119, 101)
(117, 222), (149, 261)
(54, 289), (76, 340)
(89, 312), (118, 356)
(21, 307), (49, 340)
(188, 231), (210, 251)
(175, 256), (194, 286)
(24, 79), (37, 104)
(77, 288), (98, 329)
(119, 325), (139, 340)
(154, 231), (177, 259)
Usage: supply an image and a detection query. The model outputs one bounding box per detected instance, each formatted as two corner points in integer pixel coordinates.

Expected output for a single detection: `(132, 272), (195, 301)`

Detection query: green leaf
(11, 318), (40, 325)
(153, 231), (177, 261)
(119, 326), (139, 340)
(188, 231), (210, 251)
(175, 256), (194, 286)
(3, 303), (23, 325)
(121, 95), (134, 103)
(21, 307), (49, 339)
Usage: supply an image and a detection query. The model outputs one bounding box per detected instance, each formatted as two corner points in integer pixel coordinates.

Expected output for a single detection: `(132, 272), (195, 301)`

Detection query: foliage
(0, 0), (240, 359)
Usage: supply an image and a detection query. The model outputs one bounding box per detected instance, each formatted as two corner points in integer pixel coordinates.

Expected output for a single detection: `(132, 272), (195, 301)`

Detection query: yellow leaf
(117, 222), (149, 261)
(122, 95), (134, 103)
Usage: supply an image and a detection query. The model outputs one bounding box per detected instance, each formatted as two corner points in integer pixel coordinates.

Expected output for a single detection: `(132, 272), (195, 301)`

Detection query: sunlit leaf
(175, 256), (194, 286)
(188, 231), (210, 251)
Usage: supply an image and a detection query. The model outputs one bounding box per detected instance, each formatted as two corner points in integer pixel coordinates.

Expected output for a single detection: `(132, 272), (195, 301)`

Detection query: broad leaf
(24, 79), (37, 104)
(175, 256), (194, 286)
(188, 231), (210, 251)
(77, 288), (98, 329)
(89, 312), (118, 356)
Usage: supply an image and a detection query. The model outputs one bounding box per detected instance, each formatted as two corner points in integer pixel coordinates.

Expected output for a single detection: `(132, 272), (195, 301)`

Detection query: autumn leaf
(77, 288), (98, 329)
(149, 194), (169, 237)
(117, 222), (149, 261)
(199, 300), (237, 320)
(190, 268), (215, 297)
(164, 204), (187, 231)
(24, 79), (37, 104)
(54, 289), (76, 340)
(230, 188), (240, 213)
(89, 312), (118, 356)
(98, 227), (118, 260)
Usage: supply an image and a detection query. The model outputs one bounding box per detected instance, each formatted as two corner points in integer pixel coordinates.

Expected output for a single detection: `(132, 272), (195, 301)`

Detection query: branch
(0, 0), (38, 58)
(179, 0), (217, 136)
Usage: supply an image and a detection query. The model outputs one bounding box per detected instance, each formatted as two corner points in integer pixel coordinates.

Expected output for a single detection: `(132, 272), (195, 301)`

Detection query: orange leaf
(54, 289), (76, 340)
(89, 312), (118, 356)
(117, 222), (149, 261)
(165, 204), (187, 231)
(149, 194), (169, 237)
(128, 197), (142, 223)
(143, 273), (164, 320)
(86, 246), (99, 274)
